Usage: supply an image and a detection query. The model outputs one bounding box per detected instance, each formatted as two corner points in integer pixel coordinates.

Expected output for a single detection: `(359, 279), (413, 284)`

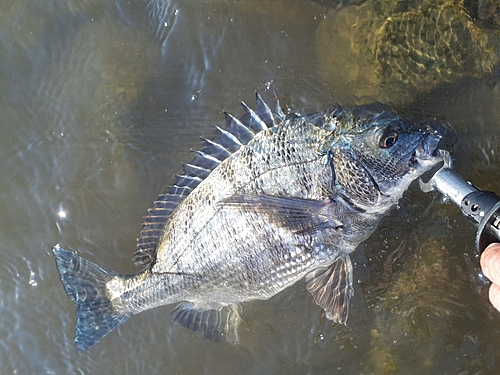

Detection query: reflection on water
(0, 0), (500, 373)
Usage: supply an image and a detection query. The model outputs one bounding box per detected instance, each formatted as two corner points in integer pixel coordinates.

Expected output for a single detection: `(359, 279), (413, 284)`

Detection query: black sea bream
(53, 93), (443, 350)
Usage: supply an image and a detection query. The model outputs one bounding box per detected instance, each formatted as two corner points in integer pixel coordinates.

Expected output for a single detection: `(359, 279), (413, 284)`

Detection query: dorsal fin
(255, 91), (276, 127)
(224, 112), (255, 144)
(133, 92), (280, 267)
(240, 101), (268, 132)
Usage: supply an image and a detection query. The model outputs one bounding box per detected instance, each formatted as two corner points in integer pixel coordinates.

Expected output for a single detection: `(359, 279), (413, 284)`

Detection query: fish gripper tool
(420, 150), (500, 254)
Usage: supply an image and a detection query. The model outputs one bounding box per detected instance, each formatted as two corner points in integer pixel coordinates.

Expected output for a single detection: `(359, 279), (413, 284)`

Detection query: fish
(53, 93), (443, 350)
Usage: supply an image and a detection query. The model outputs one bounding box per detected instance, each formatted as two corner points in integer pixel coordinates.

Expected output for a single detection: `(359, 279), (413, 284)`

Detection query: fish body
(53, 94), (443, 350)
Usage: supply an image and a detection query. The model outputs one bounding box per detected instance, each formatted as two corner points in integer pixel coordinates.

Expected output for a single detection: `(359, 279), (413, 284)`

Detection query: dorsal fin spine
(200, 137), (232, 160)
(183, 163), (211, 178)
(224, 112), (255, 145)
(255, 92), (275, 127)
(213, 125), (243, 150)
(193, 150), (223, 164)
(168, 186), (193, 197)
(240, 101), (268, 132)
(174, 174), (203, 189)
(274, 97), (285, 121)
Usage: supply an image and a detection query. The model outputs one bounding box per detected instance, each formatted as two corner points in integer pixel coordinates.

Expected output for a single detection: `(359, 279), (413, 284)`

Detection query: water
(0, 0), (499, 373)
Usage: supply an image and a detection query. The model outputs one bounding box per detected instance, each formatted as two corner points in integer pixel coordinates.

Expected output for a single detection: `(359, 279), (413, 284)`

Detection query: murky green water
(1, 0), (500, 373)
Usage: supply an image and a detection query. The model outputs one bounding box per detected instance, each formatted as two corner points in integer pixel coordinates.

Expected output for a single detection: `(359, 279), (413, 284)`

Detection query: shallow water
(1, 0), (500, 373)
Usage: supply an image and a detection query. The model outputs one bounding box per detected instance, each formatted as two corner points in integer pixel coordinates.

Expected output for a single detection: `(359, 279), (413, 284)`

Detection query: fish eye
(376, 128), (399, 148)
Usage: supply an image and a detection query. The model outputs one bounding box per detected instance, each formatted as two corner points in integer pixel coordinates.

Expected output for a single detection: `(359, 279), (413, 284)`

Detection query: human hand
(480, 243), (500, 312)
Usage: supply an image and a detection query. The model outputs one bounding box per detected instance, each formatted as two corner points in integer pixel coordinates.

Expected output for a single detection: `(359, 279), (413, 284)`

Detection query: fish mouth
(410, 132), (444, 174)
(413, 132), (442, 162)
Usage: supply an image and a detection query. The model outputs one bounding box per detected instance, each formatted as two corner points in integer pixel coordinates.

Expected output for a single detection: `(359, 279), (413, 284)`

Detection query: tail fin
(52, 245), (129, 350)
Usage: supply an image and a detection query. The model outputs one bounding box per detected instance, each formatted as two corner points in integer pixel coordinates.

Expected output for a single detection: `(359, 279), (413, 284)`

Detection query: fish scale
(53, 93), (443, 350)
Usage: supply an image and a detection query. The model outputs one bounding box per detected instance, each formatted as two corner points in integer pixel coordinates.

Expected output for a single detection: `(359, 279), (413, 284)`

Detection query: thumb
(481, 243), (500, 284)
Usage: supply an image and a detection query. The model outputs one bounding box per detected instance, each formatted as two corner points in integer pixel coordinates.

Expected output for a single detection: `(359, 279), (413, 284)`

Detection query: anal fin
(170, 302), (242, 344)
(306, 255), (354, 324)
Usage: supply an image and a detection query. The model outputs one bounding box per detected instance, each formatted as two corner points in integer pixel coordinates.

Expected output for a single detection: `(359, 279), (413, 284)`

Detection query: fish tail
(52, 245), (129, 350)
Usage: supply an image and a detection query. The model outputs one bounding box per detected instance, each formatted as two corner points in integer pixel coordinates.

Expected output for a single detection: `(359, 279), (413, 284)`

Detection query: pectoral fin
(170, 302), (242, 344)
(219, 194), (343, 235)
(306, 254), (354, 324)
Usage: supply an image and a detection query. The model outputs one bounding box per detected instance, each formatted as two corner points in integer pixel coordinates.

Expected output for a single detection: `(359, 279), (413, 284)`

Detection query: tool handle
(466, 194), (500, 253)
(427, 168), (500, 253)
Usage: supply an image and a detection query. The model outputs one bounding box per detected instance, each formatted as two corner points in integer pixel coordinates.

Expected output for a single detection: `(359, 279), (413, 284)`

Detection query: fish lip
(413, 133), (442, 161)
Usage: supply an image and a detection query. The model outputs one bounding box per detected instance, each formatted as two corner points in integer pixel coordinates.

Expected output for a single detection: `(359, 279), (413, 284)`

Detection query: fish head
(330, 108), (443, 212)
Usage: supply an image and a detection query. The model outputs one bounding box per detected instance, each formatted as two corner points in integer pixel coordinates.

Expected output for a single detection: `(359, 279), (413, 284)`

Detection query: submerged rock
(316, 0), (498, 104)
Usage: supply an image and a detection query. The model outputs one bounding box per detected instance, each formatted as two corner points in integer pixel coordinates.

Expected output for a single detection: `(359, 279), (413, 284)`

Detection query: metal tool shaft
(421, 163), (500, 253)
(428, 168), (478, 207)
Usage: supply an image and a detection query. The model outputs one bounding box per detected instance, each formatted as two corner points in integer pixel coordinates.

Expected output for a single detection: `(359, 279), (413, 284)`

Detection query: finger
(480, 243), (500, 284)
(489, 283), (500, 313)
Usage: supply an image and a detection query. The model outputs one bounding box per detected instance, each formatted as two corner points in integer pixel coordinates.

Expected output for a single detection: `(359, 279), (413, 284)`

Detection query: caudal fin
(52, 245), (129, 350)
